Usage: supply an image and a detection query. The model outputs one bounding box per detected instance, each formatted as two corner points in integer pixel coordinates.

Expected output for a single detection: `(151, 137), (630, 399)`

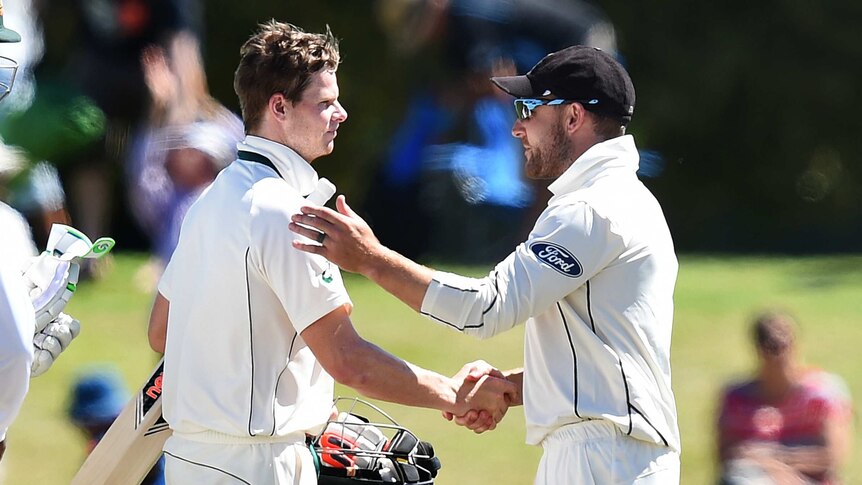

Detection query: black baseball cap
(491, 45), (635, 123)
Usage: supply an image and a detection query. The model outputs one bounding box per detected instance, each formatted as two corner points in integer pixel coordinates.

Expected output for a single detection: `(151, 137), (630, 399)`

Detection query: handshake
(446, 360), (522, 434)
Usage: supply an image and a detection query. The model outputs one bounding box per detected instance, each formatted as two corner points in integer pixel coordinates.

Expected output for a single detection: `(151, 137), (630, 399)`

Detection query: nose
(512, 118), (525, 139)
(334, 100), (348, 122)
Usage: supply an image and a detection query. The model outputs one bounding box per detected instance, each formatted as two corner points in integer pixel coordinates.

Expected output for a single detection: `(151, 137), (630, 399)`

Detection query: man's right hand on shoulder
(288, 195), (383, 275)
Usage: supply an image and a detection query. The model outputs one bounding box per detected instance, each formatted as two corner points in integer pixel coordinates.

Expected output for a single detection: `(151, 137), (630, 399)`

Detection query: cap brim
(0, 27), (21, 43)
(490, 75), (534, 97)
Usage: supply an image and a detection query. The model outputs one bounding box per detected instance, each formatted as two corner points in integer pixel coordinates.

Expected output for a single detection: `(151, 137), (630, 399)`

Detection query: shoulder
(800, 368), (852, 404)
(249, 177), (304, 217)
(533, 199), (618, 248)
(538, 199), (598, 231)
(720, 379), (759, 404)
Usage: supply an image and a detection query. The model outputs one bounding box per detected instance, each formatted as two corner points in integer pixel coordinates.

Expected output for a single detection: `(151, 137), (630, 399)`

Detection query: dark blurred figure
(0, 143), (38, 270)
(371, 0), (616, 262)
(68, 367), (165, 485)
(716, 312), (853, 485)
(19, 0), (201, 255)
(0, 0), (74, 249)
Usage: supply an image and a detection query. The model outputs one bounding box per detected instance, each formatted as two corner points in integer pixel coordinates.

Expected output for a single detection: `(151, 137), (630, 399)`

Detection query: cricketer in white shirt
(157, 135), (350, 481)
(422, 134), (679, 450)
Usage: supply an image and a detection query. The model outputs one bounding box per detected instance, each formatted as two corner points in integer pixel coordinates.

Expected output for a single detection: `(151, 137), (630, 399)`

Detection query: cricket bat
(71, 359), (170, 485)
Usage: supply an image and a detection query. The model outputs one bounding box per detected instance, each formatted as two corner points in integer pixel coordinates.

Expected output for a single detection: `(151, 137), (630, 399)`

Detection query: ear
(564, 103), (587, 134)
(268, 93), (290, 121)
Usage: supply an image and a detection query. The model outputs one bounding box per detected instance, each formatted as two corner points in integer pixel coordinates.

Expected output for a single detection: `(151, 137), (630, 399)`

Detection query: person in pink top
(716, 311), (853, 484)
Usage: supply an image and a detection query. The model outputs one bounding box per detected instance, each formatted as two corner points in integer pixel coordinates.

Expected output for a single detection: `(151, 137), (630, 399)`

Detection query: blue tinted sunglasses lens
(514, 98), (571, 120)
(514, 99), (541, 120)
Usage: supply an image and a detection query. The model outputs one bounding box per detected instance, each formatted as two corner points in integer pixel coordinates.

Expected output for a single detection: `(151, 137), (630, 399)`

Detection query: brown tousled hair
(752, 311), (796, 356)
(233, 21), (340, 132)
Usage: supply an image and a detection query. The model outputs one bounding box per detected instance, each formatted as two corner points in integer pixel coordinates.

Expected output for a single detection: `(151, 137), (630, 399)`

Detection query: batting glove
(20, 224), (114, 329)
(21, 253), (80, 331)
(31, 312), (81, 377)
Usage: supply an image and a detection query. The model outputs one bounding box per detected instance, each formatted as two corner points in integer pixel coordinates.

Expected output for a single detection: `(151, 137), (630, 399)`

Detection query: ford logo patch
(529, 242), (583, 278)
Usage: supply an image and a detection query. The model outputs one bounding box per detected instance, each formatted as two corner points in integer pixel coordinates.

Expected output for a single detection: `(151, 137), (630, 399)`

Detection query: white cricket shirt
(0, 265), (35, 441)
(421, 135), (680, 451)
(158, 135), (351, 440)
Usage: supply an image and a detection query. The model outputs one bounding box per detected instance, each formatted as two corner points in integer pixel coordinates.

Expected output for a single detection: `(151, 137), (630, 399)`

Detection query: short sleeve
(249, 196), (351, 333)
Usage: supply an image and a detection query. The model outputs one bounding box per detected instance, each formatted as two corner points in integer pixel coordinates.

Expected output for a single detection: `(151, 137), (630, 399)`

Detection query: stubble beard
(524, 120), (573, 180)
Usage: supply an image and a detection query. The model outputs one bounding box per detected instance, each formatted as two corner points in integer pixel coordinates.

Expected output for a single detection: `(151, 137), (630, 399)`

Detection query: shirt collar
(236, 135), (319, 196)
(547, 135), (639, 197)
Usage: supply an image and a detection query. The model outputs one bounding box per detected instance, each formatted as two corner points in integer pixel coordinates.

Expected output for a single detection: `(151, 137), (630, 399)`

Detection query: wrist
(361, 244), (390, 280)
(502, 369), (524, 406)
(443, 376), (465, 416)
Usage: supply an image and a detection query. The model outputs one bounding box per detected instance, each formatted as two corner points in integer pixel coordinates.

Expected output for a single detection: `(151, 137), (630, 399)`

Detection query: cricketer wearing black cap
(288, 42), (681, 484)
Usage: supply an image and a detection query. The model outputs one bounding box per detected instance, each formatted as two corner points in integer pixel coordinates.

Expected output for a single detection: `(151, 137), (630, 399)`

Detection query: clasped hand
(447, 361), (519, 434)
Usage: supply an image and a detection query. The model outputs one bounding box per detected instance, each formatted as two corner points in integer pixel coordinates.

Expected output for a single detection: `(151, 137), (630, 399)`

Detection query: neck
(757, 362), (798, 401)
(248, 125), (282, 146)
(248, 126), (312, 163)
(569, 130), (604, 163)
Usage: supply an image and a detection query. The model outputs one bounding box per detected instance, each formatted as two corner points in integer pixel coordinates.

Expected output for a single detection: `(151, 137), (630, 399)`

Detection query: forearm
(362, 246), (434, 313)
(335, 338), (460, 414)
(305, 306), (461, 413)
(726, 441), (832, 475)
(306, 306), (513, 420)
(779, 445), (832, 474)
(147, 293), (169, 353)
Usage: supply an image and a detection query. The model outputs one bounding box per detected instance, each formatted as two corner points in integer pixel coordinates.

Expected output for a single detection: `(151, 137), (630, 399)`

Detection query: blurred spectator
(2, 0), (203, 257)
(716, 311), (853, 485)
(5, 160), (71, 248)
(0, 0), (72, 249)
(0, 142), (38, 270)
(125, 33), (242, 285)
(68, 367), (165, 485)
(371, 0), (617, 262)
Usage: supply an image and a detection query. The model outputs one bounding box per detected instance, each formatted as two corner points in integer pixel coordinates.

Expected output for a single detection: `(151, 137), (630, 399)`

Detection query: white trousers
(164, 432), (317, 485)
(535, 420), (680, 485)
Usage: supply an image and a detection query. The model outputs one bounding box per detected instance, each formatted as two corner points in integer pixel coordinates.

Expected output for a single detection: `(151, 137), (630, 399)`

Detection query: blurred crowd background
(1, 1), (860, 483)
(2, 0), (861, 268)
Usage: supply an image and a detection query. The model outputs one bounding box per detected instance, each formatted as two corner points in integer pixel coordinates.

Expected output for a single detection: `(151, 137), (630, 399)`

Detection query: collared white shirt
(421, 135), (680, 451)
(0, 265), (35, 442)
(0, 203), (37, 441)
(158, 135), (351, 439)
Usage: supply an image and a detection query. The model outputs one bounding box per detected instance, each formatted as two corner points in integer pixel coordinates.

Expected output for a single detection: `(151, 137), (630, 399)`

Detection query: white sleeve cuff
(420, 270), (487, 332)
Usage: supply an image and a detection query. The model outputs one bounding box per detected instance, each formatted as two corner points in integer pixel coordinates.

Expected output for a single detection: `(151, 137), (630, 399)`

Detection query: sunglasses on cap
(513, 98), (599, 120)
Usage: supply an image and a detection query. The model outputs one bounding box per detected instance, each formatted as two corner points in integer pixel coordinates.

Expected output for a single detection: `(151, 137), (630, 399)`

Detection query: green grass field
(3, 254), (860, 484)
